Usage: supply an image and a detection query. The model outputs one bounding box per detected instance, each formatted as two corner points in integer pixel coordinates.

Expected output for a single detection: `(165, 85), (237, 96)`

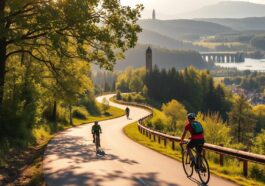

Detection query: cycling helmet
(187, 113), (196, 120)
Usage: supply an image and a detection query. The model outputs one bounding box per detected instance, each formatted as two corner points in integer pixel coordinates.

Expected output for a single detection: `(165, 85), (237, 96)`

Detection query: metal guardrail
(114, 97), (265, 177)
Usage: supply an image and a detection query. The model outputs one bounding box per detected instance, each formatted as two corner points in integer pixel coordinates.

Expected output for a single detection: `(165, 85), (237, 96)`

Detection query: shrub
(116, 91), (122, 100)
(73, 107), (88, 120)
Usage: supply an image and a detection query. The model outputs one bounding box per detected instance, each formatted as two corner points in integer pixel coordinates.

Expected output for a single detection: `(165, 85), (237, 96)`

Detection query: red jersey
(185, 121), (204, 140)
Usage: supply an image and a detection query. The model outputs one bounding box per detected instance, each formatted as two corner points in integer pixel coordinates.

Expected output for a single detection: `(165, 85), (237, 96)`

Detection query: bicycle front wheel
(182, 151), (193, 177)
(198, 155), (210, 184)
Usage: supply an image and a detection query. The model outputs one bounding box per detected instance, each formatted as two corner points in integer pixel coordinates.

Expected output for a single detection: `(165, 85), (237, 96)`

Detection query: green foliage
(224, 72), (265, 93)
(228, 95), (256, 145)
(253, 105), (265, 133)
(72, 107), (89, 120)
(251, 129), (265, 155)
(197, 112), (232, 146)
(146, 66), (231, 119)
(116, 91), (122, 100)
(116, 67), (146, 92)
(101, 97), (110, 114)
(121, 93), (146, 103)
(161, 99), (187, 131)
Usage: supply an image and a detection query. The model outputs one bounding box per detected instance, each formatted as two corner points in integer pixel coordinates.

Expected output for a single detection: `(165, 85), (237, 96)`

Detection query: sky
(120, 0), (265, 18)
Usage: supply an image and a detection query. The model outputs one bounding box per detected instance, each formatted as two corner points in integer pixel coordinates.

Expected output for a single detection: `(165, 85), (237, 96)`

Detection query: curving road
(43, 94), (238, 186)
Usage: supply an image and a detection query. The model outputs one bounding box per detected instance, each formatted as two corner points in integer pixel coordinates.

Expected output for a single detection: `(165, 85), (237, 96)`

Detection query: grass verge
(0, 103), (124, 186)
(124, 122), (265, 186)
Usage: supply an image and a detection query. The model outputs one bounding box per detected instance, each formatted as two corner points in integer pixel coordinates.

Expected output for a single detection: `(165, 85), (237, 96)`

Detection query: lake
(216, 58), (265, 71)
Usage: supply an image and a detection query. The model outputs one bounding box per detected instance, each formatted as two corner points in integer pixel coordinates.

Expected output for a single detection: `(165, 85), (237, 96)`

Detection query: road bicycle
(95, 134), (105, 156)
(180, 142), (210, 185)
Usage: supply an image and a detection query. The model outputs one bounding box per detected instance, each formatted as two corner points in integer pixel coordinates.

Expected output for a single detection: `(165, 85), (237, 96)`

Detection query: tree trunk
(69, 105), (73, 125)
(0, 0), (6, 110)
(52, 100), (57, 122)
(0, 40), (6, 110)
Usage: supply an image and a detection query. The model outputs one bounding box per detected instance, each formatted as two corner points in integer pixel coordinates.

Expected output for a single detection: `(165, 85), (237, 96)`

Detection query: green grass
(124, 122), (265, 186)
(73, 103), (125, 125)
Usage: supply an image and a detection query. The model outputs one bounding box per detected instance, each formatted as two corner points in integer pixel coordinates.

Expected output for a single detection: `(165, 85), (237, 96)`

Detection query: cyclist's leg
(195, 139), (205, 169)
(98, 134), (101, 147)
(187, 140), (196, 160)
(93, 133), (95, 143)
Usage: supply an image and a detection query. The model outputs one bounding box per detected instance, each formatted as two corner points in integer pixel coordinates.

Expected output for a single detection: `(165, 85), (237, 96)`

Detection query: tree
(102, 97), (110, 114)
(129, 76), (143, 92)
(253, 105), (265, 133)
(162, 99), (187, 131)
(251, 129), (265, 155)
(197, 112), (232, 146)
(229, 95), (256, 145)
(0, 0), (143, 109)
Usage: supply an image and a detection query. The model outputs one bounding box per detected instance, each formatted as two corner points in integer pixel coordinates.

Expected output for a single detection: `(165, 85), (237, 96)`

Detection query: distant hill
(138, 30), (207, 51)
(181, 1), (265, 19)
(198, 17), (265, 31)
(111, 45), (211, 71)
(138, 19), (233, 41)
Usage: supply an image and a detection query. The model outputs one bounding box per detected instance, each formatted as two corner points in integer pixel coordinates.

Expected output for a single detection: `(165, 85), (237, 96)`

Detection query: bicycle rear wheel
(182, 151), (193, 177)
(95, 135), (100, 152)
(198, 155), (210, 184)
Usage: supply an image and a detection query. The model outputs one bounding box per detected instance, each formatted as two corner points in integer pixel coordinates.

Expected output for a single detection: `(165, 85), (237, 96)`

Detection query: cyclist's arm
(180, 129), (187, 143)
(99, 126), (102, 133)
(91, 126), (94, 134)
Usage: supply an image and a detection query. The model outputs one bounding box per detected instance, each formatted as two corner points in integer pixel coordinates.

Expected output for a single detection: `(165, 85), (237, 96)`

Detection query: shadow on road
(45, 169), (181, 186)
(44, 134), (139, 165)
(188, 176), (208, 186)
(44, 134), (181, 185)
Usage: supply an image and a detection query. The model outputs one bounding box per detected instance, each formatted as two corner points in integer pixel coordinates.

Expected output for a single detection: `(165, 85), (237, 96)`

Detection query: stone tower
(152, 9), (156, 20)
(146, 46), (152, 72)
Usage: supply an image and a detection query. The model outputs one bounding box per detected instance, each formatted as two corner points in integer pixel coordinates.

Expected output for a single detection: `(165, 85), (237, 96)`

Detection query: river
(216, 58), (265, 71)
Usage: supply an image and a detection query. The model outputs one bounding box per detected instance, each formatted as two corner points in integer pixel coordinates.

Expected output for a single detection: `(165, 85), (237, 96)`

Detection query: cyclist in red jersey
(180, 113), (205, 166)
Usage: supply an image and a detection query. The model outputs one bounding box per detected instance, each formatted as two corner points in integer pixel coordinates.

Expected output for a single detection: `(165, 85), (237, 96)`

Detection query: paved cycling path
(43, 94), (238, 186)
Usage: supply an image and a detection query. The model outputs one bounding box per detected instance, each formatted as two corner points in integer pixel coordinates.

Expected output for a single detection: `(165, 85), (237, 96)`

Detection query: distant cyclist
(180, 113), (205, 169)
(92, 121), (102, 147)
(125, 107), (130, 119)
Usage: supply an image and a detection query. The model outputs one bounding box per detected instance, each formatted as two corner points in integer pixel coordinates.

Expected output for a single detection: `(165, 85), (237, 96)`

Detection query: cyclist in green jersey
(92, 121), (102, 146)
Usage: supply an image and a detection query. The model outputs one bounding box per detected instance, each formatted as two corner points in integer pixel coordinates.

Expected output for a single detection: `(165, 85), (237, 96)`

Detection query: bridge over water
(200, 52), (245, 63)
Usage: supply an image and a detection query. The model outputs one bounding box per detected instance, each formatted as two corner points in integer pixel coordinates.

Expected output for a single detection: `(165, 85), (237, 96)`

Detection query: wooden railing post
(158, 136), (161, 144)
(164, 138), (167, 147)
(153, 134), (156, 141)
(172, 140), (175, 150)
(149, 132), (152, 139)
(243, 160), (248, 177)
(220, 144), (224, 166)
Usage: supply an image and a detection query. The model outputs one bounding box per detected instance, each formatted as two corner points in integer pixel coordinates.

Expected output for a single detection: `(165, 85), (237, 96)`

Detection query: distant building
(152, 9), (156, 20)
(146, 46), (152, 72)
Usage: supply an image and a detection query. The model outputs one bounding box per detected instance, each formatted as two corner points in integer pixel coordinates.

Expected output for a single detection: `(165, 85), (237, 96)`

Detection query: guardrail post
(153, 134), (156, 141)
(149, 132), (152, 139)
(146, 130), (148, 137)
(158, 136), (161, 144)
(164, 138), (167, 147)
(243, 160), (248, 177)
(219, 144), (224, 166)
(172, 140), (175, 150)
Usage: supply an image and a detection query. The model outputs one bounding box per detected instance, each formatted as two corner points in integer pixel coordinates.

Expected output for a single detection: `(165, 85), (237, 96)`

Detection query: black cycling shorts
(187, 139), (205, 153)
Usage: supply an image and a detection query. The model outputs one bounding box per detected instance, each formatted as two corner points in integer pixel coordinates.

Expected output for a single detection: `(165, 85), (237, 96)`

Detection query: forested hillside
(138, 30), (207, 51)
(199, 17), (265, 31)
(109, 45), (212, 71)
(138, 19), (233, 40)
